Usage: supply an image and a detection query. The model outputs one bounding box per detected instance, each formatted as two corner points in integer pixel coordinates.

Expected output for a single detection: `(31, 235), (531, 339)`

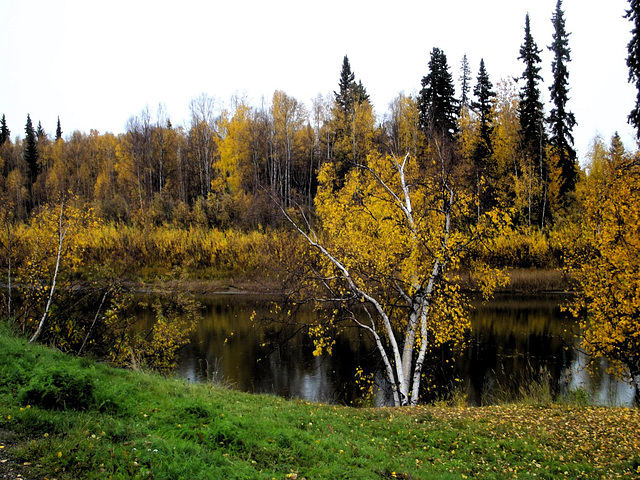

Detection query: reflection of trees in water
(170, 293), (636, 406)
(461, 294), (573, 405)
(562, 347), (637, 407)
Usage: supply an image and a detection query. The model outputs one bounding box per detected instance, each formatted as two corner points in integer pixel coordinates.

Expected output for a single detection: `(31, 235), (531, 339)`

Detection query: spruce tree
(0, 114), (10, 145)
(23, 114), (40, 185)
(472, 59), (495, 159)
(335, 55), (356, 115)
(334, 55), (369, 116)
(626, 0), (640, 137)
(518, 14), (546, 165)
(518, 14), (549, 228)
(36, 121), (46, 141)
(418, 47), (458, 140)
(331, 55), (372, 172)
(548, 0), (577, 200)
(56, 116), (63, 141)
(459, 54), (472, 109)
(471, 59), (496, 213)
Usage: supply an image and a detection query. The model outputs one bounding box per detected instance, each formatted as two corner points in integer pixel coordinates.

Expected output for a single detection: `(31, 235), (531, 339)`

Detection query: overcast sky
(0, 0), (636, 163)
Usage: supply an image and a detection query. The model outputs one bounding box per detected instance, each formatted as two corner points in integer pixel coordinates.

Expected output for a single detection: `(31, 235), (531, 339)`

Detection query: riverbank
(126, 267), (571, 296)
(1, 325), (638, 479)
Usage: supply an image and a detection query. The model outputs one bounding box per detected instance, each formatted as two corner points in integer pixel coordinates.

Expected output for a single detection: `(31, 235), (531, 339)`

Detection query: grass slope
(1, 327), (639, 479)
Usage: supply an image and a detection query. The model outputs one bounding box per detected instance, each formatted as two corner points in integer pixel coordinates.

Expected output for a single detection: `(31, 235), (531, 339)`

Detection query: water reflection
(171, 293), (637, 406)
(564, 349), (638, 407)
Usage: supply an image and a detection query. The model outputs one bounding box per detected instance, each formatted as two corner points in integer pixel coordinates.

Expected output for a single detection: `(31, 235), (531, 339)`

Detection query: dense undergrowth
(1, 325), (638, 479)
(6, 218), (569, 286)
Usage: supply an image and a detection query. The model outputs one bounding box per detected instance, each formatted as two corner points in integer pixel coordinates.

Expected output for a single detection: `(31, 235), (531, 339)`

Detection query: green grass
(1, 325), (639, 479)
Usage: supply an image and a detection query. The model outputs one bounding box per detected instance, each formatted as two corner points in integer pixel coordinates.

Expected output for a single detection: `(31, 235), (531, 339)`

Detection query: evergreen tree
(472, 59), (495, 159)
(625, 0), (640, 137)
(518, 14), (546, 164)
(418, 47), (458, 140)
(23, 114), (40, 185)
(335, 55), (356, 115)
(36, 121), (46, 141)
(0, 114), (10, 145)
(459, 54), (472, 109)
(471, 59), (496, 213)
(548, 0), (577, 200)
(330, 55), (374, 172)
(56, 116), (63, 141)
(334, 55), (370, 116)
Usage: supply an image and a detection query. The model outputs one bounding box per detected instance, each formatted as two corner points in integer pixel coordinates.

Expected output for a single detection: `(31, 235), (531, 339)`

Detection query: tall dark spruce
(418, 47), (458, 141)
(459, 54), (472, 109)
(23, 114), (40, 185)
(334, 55), (369, 117)
(548, 0), (577, 201)
(518, 14), (546, 169)
(626, 0), (640, 137)
(0, 114), (10, 146)
(331, 55), (371, 178)
(56, 117), (63, 142)
(472, 59), (495, 162)
(471, 59), (496, 214)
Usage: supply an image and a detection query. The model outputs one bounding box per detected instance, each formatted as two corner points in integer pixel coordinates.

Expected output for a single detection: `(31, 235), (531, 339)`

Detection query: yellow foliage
(298, 151), (510, 405)
(309, 322), (336, 357)
(105, 291), (200, 373)
(567, 139), (640, 381)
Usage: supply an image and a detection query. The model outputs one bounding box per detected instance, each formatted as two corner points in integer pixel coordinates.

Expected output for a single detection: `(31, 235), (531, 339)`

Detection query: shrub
(18, 366), (95, 411)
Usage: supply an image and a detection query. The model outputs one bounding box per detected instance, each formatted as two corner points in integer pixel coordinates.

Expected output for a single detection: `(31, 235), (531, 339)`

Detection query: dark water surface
(171, 293), (636, 407)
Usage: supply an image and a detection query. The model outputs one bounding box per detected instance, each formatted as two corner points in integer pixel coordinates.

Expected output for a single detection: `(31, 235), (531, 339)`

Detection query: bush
(19, 366), (95, 411)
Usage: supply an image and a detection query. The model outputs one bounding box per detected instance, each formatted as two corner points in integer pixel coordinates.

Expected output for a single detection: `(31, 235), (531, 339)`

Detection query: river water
(168, 293), (637, 407)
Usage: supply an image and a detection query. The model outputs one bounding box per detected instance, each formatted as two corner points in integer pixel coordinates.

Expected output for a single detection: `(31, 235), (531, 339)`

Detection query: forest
(0, 1), (639, 404)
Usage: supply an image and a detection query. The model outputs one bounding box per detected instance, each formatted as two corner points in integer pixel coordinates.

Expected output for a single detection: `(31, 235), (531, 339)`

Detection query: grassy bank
(1, 328), (638, 479)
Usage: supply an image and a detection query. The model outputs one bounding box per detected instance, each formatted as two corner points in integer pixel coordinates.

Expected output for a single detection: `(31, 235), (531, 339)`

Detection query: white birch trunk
(29, 204), (68, 344)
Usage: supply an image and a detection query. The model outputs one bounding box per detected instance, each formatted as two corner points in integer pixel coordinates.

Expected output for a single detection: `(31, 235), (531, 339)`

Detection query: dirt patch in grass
(0, 430), (33, 479)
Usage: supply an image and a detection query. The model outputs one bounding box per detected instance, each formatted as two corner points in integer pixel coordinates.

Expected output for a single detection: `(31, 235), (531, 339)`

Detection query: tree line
(0, 1), (585, 231)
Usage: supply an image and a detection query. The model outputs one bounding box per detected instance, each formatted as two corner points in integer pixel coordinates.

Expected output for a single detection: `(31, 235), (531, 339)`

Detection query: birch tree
(280, 148), (508, 406)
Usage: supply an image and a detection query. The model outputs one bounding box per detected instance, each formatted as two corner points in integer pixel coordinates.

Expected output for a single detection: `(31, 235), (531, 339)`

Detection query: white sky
(0, 0), (636, 163)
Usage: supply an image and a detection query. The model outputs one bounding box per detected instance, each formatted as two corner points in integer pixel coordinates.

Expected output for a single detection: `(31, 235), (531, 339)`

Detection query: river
(164, 293), (637, 407)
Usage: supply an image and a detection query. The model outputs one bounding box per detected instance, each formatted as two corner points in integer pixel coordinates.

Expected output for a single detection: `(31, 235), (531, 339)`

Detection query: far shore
(122, 267), (572, 296)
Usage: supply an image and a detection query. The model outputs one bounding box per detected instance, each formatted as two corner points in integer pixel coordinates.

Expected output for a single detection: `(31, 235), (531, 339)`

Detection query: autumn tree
(418, 47), (458, 141)
(548, 0), (577, 205)
(0, 196), (17, 319)
(280, 148), (508, 406)
(18, 198), (98, 344)
(117, 107), (164, 213)
(188, 94), (218, 199)
(626, 0), (640, 137)
(214, 101), (255, 227)
(567, 135), (640, 385)
(42, 130), (68, 200)
(491, 79), (524, 213)
(269, 90), (309, 207)
(385, 93), (420, 157)
(91, 132), (125, 220)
